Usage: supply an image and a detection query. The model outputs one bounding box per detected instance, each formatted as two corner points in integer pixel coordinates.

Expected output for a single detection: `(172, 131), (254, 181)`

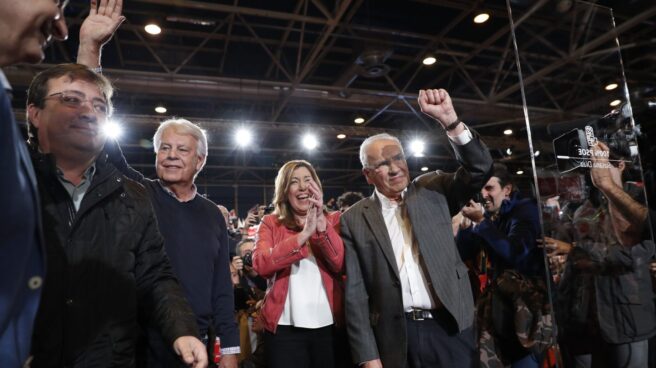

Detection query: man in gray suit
(341, 88), (493, 368)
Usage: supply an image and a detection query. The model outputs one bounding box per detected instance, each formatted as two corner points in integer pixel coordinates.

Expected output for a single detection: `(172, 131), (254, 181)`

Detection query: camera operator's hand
(461, 200), (484, 223)
(231, 256), (243, 272)
(590, 142), (623, 192)
(244, 212), (259, 228)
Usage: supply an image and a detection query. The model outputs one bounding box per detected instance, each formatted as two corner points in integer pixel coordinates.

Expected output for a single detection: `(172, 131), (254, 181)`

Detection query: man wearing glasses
(24, 63), (208, 368)
(0, 0), (117, 366)
(341, 89), (493, 368)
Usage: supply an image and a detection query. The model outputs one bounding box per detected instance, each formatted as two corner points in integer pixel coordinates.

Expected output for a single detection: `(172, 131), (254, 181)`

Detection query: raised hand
(461, 200), (484, 223)
(307, 181), (327, 232)
(418, 89), (459, 129)
(78, 0), (126, 67)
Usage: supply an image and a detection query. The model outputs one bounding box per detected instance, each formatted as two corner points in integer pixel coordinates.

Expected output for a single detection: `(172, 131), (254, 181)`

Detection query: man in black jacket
(25, 63), (208, 368)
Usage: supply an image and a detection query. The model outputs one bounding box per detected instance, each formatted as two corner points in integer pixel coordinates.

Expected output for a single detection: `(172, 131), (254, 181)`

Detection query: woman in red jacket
(252, 160), (344, 368)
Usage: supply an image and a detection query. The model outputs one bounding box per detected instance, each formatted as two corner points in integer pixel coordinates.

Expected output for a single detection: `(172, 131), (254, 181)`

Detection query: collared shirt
(56, 164), (96, 212)
(158, 181), (197, 203)
(376, 189), (436, 311)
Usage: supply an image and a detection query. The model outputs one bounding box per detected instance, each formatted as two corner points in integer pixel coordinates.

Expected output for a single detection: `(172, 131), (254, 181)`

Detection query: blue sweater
(457, 192), (545, 278)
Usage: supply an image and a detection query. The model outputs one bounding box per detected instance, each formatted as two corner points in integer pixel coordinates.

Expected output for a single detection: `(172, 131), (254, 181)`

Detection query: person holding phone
(252, 160), (345, 368)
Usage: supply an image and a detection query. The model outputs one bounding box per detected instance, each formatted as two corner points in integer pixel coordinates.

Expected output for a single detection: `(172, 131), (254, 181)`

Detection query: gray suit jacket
(341, 133), (493, 366)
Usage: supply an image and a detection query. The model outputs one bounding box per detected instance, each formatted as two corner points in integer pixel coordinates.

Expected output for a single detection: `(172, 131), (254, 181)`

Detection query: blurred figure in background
(336, 191), (364, 213)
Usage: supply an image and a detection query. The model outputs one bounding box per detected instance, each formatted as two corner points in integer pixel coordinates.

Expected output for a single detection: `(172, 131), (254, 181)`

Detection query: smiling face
(155, 128), (205, 187)
(28, 76), (108, 158)
(481, 176), (512, 214)
(363, 139), (410, 199)
(286, 166), (314, 216)
(0, 0), (68, 66)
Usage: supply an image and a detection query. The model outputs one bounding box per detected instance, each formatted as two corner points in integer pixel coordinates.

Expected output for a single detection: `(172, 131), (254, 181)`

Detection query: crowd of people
(1, 1), (655, 368)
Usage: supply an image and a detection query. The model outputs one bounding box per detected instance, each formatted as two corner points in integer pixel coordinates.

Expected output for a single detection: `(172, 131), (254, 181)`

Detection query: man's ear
(617, 160), (626, 173)
(27, 104), (42, 129)
(503, 184), (513, 198)
(363, 168), (373, 185)
(196, 154), (207, 171)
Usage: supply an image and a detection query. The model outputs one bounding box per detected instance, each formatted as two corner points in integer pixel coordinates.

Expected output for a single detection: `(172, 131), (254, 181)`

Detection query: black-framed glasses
(368, 153), (406, 171)
(44, 91), (109, 115)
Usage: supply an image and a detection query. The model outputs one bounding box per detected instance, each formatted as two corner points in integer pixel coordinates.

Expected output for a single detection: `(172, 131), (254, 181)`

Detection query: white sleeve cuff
(221, 346), (241, 355)
(448, 124), (473, 146)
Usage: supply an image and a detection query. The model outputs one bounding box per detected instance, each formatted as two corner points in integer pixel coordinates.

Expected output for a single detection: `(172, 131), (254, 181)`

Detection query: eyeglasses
(367, 153), (405, 171)
(44, 91), (109, 115)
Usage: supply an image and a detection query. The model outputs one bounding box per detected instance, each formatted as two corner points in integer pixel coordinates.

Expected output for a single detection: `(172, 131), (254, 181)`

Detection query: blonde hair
(272, 160), (322, 230)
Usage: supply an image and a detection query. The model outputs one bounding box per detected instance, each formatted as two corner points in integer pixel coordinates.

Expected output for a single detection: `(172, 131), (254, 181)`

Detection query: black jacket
(30, 149), (198, 368)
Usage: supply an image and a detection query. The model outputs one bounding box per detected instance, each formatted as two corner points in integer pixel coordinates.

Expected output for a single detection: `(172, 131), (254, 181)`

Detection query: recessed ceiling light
(422, 56), (437, 66)
(474, 13), (490, 24)
(336, 133), (346, 139)
(155, 106), (167, 113)
(610, 99), (621, 107)
(145, 24), (162, 35)
(421, 167), (429, 172)
(506, 147), (512, 155)
(516, 170), (524, 175)
(354, 117), (365, 124)
(605, 83), (618, 91)
(534, 150), (540, 157)
(503, 129), (513, 135)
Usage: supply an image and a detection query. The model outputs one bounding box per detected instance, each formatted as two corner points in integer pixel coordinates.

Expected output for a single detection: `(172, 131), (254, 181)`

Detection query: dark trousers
(405, 310), (477, 368)
(264, 325), (335, 368)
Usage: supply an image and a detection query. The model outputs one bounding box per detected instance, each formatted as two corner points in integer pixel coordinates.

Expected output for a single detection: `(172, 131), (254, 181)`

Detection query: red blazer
(252, 211), (344, 333)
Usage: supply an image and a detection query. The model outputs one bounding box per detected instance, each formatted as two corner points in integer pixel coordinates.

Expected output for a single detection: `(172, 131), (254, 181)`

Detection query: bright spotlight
(302, 134), (319, 150)
(534, 150), (540, 157)
(604, 83), (618, 91)
(409, 139), (425, 157)
(516, 170), (524, 175)
(609, 99), (621, 107)
(474, 13), (490, 24)
(155, 105), (167, 114)
(422, 56), (437, 66)
(354, 117), (365, 124)
(336, 133), (346, 139)
(103, 120), (123, 139)
(503, 129), (513, 135)
(420, 166), (429, 172)
(145, 24), (162, 35)
(235, 128), (253, 147)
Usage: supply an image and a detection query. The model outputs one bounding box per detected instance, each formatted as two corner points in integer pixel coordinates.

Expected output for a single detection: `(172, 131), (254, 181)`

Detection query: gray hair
(153, 118), (208, 166)
(359, 133), (403, 168)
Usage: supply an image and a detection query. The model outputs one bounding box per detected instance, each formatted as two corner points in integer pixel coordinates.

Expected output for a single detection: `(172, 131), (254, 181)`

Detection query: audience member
(336, 191), (364, 213)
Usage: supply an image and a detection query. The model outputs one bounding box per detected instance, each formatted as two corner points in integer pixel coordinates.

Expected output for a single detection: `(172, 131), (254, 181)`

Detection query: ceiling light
(421, 166), (429, 172)
(354, 117), (365, 124)
(302, 134), (319, 150)
(235, 128), (253, 147)
(145, 24), (162, 35)
(609, 99), (621, 107)
(103, 120), (123, 139)
(422, 56), (437, 66)
(605, 83), (618, 91)
(474, 13), (490, 24)
(516, 170), (524, 175)
(503, 129), (513, 135)
(155, 105), (167, 114)
(336, 133), (346, 139)
(409, 139), (425, 157)
(534, 150), (540, 157)
(506, 147), (512, 155)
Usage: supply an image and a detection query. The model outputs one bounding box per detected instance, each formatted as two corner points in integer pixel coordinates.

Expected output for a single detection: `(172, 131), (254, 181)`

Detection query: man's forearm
(77, 43), (101, 68)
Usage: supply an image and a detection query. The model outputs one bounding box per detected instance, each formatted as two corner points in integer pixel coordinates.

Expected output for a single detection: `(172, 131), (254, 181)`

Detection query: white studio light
(145, 24), (162, 35)
(409, 139), (425, 157)
(474, 13), (490, 24)
(610, 99), (621, 107)
(534, 150), (541, 157)
(103, 120), (123, 139)
(302, 133), (319, 150)
(155, 105), (167, 114)
(503, 129), (513, 135)
(605, 83), (618, 91)
(422, 56), (437, 66)
(235, 128), (253, 147)
(506, 147), (513, 155)
(516, 170), (524, 175)
(421, 166), (429, 172)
